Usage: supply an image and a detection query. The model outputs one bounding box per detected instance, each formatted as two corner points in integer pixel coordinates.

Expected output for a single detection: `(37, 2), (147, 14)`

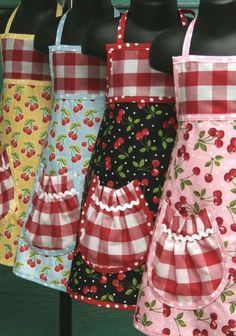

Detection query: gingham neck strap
(5, 3), (63, 34)
(182, 17), (197, 56)
(116, 10), (193, 45)
(55, 9), (71, 45)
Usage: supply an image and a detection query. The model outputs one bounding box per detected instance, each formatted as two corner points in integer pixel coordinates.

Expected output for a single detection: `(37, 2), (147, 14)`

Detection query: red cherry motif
(205, 173), (213, 183)
(231, 223), (236, 232)
(90, 286), (97, 294)
(192, 167), (200, 176)
(186, 122), (193, 131)
(183, 132), (189, 140)
(227, 137), (236, 153)
(100, 276), (108, 284)
(162, 304), (171, 317)
(112, 279), (119, 287)
(152, 169), (159, 177)
(152, 160), (160, 168)
(107, 180), (114, 188)
(153, 196), (160, 204)
(73, 104), (83, 113)
(210, 321), (217, 330)
(113, 137), (124, 149)
(208, 128), (217, 136)
(162, 328), (170, 335)
(135, 132), (142, 140)
(141, 178), (149, 186)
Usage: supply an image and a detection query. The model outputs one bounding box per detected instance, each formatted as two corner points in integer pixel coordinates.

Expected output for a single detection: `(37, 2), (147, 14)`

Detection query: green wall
(0, 0), (199, 9)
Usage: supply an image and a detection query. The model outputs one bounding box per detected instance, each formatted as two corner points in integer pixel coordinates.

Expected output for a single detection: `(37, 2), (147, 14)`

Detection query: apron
(0, 4), (63, 266)
(134, 18), (236, 336)
(67, 11), (192, 310)
(13, 9), (112, 291)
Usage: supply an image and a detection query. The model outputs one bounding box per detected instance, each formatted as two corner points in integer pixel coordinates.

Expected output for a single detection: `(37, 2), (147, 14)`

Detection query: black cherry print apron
(68, 11), (191, 310)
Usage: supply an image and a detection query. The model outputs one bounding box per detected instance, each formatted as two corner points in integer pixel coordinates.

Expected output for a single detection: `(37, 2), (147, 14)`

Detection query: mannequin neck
(129, 0), (179, 31)
(70, 0), (113, 24)
(19, 0), (57, 14)
(196, 0), (236, 36)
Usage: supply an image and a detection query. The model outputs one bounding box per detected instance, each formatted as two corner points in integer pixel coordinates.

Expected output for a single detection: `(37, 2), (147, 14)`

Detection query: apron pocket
(78, 174), (154, 273)
(24, 172), (80, 256)
(148, 204), (227, 309)
(0, 147), (17, 221)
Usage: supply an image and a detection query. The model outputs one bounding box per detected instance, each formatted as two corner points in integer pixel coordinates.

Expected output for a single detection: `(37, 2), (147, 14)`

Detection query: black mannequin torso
(34, 0), (114, 54)
(150, 0), (236, 74)
(82, 0), (183, 61)
(0, 0), (60, 34)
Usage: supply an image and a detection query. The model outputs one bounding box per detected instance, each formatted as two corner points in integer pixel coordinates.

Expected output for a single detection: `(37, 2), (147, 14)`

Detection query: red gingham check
(52, 51), (106, 95)
(1, 38), (51, 81)
(177, 61), (236, 115)
(24, 173), (80, 252)
(78, 175), (154, 273)
(150, 205), (225, 307)
(106, 11), (191, 104)
(0, 148), (14, 220)
(107, 47), (175, 102)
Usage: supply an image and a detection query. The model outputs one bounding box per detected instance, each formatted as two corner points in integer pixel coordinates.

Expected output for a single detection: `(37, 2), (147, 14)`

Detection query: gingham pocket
(148, 204), (227, 309)
(24, 172), (80, 256)
(78, 175), (154, 273)
(0, 147), (16, 221)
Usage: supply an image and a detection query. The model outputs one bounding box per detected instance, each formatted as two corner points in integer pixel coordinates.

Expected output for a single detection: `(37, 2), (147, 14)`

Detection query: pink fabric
(134, 17), (236, 336)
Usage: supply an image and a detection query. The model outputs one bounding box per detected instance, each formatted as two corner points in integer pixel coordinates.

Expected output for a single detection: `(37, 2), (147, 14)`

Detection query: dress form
(0, 0), (59, 34)
(150, 0), (236, 74)
(34, 0), (114, 54)
(82, 0), (182, 61)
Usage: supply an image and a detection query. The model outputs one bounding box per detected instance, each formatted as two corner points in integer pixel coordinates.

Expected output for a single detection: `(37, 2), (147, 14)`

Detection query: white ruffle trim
(162, 224), (214, 242)
(0, 163), (9, 172)
(92, 194), (140, 212)
(38, 183), (77, 201)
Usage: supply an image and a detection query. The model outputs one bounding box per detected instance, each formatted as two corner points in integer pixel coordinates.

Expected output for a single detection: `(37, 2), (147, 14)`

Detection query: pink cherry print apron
(67, 11), (193, 310)
(13, 10), (107, 290)
(0, 4), (62, 266)
(134, 18), (236, 336)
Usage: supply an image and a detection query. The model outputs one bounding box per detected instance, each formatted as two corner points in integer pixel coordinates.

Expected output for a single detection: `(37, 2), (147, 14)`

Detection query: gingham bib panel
(0, 7), (51, 82)
(174, 18), (236, 118)
(51, 11), (106, 99)
(106, 11), (189, 104)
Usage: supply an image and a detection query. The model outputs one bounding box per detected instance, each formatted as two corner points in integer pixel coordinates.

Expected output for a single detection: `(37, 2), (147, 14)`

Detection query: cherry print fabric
(67, 100), (177, 309)
(0, 5), (63, 266)
(134, 18), (236, 336)
(67, 11), (192, 311)
(13, 10), (106, 290)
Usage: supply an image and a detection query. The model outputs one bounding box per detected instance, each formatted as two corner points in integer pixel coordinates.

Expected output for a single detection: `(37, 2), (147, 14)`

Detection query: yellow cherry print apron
(0, 3), (63, 266)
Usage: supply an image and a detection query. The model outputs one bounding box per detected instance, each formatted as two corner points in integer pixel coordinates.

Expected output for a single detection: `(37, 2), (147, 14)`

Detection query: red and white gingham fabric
(24, 173), (80, 254)
(106, 11), (190, 104)
(1, 38), (51, 81)
(0, 148), (14, 220)
(52, 51), (106, 95)
(78, 175), (154, 273)
(174, 18), (236, 116)
(176, 61), (236, 115)
(149, 205), (226, 309)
